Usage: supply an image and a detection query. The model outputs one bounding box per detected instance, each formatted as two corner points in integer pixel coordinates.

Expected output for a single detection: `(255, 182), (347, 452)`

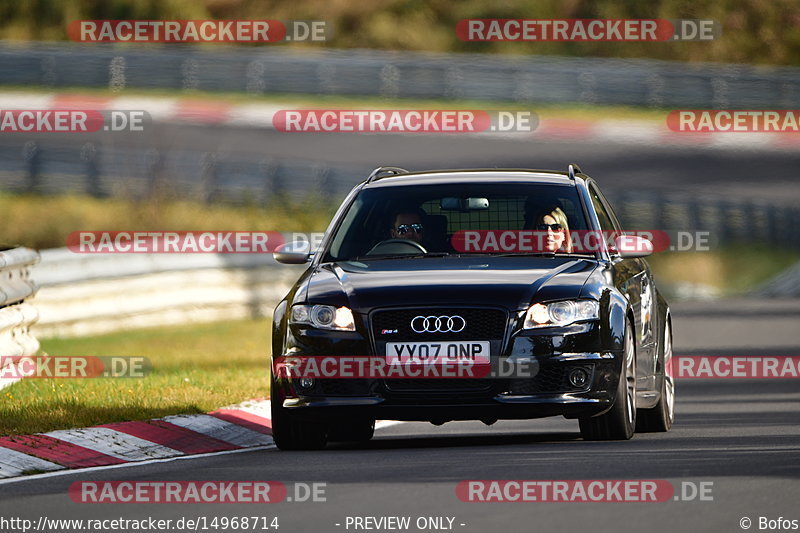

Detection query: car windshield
(323, 182), (590, 261)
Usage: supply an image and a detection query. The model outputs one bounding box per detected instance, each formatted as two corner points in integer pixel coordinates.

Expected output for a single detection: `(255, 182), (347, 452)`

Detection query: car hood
(302, 256), (598, 312)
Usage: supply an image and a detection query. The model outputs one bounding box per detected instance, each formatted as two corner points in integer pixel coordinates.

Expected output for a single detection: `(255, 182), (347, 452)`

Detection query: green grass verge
(0, 319), (270, 436)
(647, 244), (800, 295)
(0, 192), (336, 250)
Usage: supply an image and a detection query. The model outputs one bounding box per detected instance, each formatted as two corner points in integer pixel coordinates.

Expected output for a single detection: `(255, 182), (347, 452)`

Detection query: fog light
(299, 377), (315, 389)
(568, 368), (589, 388)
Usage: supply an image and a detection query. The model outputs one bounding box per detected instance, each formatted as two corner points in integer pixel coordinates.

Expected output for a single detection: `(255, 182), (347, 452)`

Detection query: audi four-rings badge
(410, 315), (466, 333)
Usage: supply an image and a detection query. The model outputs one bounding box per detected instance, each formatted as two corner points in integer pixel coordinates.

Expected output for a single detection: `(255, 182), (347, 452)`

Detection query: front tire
(270, 376), (328, 451)
(579, 324), (636, 441)
(637, 320), (675, 432)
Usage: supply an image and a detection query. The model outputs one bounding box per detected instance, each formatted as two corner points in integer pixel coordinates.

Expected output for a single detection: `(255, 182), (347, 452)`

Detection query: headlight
(524, 300), (599, 328)
(290, 304), (356, 331)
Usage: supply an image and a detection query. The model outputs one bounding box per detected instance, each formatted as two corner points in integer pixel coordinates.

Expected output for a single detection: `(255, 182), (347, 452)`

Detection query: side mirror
(616, 235), (653, 258)
(274, 241), (312, 264)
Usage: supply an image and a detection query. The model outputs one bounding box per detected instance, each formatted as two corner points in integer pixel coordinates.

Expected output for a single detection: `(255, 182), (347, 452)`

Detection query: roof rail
(366, 166), (409, 183)
(568, 164), (582, 181)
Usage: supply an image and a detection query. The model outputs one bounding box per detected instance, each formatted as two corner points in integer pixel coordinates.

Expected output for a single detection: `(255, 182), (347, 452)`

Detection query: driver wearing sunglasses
(534, 206), (572, 253)
(389, 209), (426, 245)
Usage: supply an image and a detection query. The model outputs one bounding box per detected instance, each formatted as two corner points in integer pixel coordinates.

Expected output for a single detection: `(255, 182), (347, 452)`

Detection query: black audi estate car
(271, 166), (674, 449)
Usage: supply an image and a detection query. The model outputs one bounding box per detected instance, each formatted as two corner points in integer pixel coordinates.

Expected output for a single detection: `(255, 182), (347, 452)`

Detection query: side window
(588, 184), (617, 232)
(594, 185), (625, 232)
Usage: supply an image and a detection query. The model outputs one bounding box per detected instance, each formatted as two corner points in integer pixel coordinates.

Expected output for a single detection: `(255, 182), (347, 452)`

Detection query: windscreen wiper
(491, 252), (594, 258)
(476, 252), (556, 258)
(387, 252), (451, 259)
(349, 251), (451, 261)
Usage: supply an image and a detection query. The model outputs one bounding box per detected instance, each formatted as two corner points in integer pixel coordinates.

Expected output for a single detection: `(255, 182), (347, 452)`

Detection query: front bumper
(273, 317), (623, 422)
(273, 350), (621, 422)
(280, 394), (612, 422)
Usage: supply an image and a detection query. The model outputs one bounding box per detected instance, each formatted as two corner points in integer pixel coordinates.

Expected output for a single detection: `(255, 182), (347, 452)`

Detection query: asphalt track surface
(3, 122), (800, 203)
(0, 297), (797, 533)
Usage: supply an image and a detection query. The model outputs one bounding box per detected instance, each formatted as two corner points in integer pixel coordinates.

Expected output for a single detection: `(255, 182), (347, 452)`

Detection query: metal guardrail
(0, 247), (39, 307)
(0, 141), (366, 205)
(32, 248), (305, 338)
(2, 42), (800, 107)
(0, 246), (41, 391)
(605, 190), (800, 250)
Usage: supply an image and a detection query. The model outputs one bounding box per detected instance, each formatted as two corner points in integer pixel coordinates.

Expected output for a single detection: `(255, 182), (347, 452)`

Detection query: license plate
(386, 341), (490, 365)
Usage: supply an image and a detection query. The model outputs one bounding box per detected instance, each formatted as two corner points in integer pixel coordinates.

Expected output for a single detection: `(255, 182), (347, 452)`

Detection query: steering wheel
(366, 239), (428, 256)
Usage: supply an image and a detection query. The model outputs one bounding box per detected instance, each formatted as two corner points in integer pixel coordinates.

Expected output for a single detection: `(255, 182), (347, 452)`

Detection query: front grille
(384, 378), (492, 392)
(372, 308), (507, 342)
(509, 363), (595, 394)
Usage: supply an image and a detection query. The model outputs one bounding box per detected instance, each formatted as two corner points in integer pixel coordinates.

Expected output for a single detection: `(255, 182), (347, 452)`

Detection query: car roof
(362, 169), (577, 188)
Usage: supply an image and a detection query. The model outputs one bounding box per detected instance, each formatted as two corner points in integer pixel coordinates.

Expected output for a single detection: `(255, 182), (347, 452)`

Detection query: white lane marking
(162, 414), (273, 447)
(43, 427), (182, 461)
(0, 446), (273, 486)
(0, 448), (64, 479)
